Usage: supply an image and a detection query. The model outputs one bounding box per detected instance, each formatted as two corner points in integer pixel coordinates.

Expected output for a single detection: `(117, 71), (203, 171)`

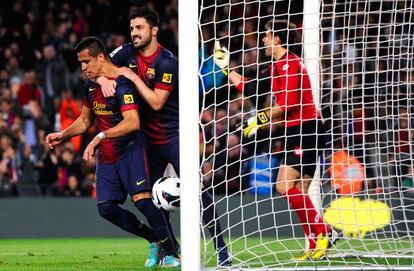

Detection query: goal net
(198, 0), (414, 269)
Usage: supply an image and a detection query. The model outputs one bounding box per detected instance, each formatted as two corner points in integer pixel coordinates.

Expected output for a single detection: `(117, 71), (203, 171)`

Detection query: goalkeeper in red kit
(214, 19), (337, 260)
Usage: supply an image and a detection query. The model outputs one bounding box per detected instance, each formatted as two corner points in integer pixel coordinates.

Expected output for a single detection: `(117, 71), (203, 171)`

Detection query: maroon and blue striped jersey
(83, 76), (144, 164)
(110, 43), (178, 145)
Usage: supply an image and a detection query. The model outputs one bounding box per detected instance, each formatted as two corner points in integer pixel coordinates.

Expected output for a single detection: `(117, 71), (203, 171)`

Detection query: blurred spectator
(36, 45), (69, 115)
(62, 174), (82, 197)
(0, 134), (18, 196)
(59, 89), (81, 152)
(16, 70), (42, 106)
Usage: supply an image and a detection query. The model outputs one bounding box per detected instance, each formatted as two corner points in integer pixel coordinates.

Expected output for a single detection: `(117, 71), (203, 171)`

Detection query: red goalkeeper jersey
(236, 52), (319, 127)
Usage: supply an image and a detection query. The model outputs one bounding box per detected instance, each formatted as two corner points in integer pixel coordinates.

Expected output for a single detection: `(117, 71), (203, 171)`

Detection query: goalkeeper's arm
(242, 106), (284, 138)
(213, 41), (268, 97)
(213, 41), (243, 84)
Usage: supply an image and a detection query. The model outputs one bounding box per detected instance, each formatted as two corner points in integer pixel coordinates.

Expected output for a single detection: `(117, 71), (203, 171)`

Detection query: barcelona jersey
(110, 43), (179, 145)
(83, 76), (144, 163)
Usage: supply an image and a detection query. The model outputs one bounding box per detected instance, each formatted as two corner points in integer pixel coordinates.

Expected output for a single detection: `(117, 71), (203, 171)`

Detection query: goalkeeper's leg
(276, 165), (333, 260)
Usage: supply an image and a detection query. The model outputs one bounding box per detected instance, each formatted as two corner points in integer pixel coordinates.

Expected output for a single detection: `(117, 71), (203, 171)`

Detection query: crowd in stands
(0, 0), (178, 197)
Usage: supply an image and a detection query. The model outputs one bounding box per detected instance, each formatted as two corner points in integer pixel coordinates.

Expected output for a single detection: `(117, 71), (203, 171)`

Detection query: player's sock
(134, 199), (178, 257)
(284, 187), (330, 236)
(162, 209), (180, 252)
(97, 202), (156, 242)
(201, 191), (226, 250)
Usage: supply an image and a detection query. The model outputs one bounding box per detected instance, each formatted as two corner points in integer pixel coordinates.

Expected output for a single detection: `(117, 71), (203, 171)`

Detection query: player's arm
(83, 109), (140, 161)
(45, 106), (94, 149)
(101, 109), (140, 138)
(96, 45), (130, 97)
(117, 67), (170, 111)
(242, 62), (300, 138)
(214, 41), (266, 97)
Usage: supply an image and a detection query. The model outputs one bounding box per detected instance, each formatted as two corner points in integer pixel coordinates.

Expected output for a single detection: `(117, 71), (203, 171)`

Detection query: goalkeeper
(214, 19), (337, 260)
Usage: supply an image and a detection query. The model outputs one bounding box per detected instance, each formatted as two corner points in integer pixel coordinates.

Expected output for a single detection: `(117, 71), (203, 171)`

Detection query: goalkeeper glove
(241, 111), (270, 138)
(213, 41), (229, 75)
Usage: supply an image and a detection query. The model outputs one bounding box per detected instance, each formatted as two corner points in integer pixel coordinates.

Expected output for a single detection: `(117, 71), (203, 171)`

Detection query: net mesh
(198, 0), (414, 269)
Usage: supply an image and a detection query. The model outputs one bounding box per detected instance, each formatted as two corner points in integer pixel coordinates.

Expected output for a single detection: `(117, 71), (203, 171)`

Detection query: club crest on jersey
(123, 94), (134, 104)
(294, 146), (304, 157)
(146, 68), (155, 79)
(162, 73), (172, 83)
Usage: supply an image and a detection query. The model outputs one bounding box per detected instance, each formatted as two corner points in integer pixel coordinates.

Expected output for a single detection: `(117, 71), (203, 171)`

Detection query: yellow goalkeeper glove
(213, 41), (229, 76)
(241, 111), (270, 138)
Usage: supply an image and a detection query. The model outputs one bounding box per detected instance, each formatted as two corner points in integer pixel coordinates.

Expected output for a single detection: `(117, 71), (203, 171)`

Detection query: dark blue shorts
(147, 134), (180, 185)
(96, 144), (150, 203)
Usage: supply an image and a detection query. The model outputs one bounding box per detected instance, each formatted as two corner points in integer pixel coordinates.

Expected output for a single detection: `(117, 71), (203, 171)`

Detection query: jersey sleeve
(275, 59), (301, 112)
(236, 66), (271, 97)
(109, 45), (130, 67)
(154, 57), (177, 92)
(115, 77), (140, 112)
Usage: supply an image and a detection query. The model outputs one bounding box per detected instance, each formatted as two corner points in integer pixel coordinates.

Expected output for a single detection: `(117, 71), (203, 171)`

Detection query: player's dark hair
(265, 19), (297, 48)
(73, 36), (108, 58)
(129, 6), (159, 28)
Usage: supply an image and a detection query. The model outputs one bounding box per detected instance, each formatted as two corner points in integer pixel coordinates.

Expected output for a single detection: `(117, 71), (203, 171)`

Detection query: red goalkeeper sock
(285, 187), (330, 236)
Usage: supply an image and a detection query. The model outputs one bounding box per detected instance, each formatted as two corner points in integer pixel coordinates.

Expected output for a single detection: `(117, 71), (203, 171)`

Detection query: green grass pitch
(0, 238), (412, 270)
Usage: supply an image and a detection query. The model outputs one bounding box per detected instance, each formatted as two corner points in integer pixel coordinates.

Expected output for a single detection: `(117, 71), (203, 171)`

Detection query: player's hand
(118, 67), (139, 83)
(240, 111), (270, 138)
(45, 132), (63, 149)
(83, 135), (103, 161)
(213, 41), (229, 75)
(97, 76), (117, 97)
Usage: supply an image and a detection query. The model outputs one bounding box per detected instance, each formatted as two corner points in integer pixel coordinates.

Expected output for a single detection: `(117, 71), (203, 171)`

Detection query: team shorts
(279, 119), (327, 177)
(95, 143), (150, 203)
(147, 134), (180, 185)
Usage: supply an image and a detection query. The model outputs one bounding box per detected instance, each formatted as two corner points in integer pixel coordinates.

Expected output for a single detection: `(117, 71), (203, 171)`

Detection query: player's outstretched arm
(45, 106), (94, 149)
(83, 109), (140, 161)
(118, 67), (170, 111)
(213, 41), (244, 86)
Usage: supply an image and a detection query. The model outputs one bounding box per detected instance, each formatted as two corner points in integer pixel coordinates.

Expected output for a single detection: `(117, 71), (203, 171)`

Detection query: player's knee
(97, 202), (118, 220)
(134, 197), (154, 213)
(132, 191), (151, 203)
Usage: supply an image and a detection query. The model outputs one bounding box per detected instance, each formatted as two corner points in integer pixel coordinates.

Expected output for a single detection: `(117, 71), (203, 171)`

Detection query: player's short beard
(134, 34), (152, 50)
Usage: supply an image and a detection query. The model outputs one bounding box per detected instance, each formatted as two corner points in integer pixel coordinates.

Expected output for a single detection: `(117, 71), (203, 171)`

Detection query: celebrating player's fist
(213, 41), (229, 75)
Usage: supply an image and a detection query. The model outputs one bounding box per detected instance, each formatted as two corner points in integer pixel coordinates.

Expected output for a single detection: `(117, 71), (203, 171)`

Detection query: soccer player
(45, 37), (180, 268)
(97, 6), (232, 266)
(213, 19), (337, 260)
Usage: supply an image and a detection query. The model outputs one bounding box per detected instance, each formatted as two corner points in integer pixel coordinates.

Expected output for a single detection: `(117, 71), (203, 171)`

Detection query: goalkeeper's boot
(294, 250), (314, 261)
(145, 242), (160, 267)
(161, 255), (181, 268)
(310, 229), (339, 260)
(217, 246), (232, 266)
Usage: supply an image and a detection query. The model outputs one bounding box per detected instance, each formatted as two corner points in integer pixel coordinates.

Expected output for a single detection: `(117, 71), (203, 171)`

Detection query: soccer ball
(152, 176), (180, 212)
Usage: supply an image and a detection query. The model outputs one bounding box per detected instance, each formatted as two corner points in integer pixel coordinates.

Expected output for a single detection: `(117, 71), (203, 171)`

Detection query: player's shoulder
(276, 52), (301, 71)
(158, 46), (177, 63)
(109, 43), (136, 58)
(83, 80), (95, 90)
(115, 76), (134, 88)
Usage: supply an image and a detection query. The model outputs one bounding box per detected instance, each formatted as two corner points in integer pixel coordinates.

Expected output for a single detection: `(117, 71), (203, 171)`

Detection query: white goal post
(180, 0), (414, 270)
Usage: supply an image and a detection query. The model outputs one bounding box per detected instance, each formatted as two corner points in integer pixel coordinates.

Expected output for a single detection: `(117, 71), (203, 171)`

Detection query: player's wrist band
(97, 132), (106, 140)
